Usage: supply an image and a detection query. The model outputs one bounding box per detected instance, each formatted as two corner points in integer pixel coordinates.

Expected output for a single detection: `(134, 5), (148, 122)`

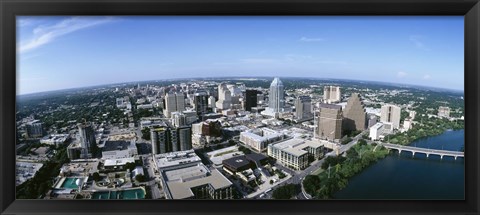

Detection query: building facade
(323, 86), (341, 103)
(295, 96), (312, 120)
(380, 104), (401, 129)
(267, 138), (324, 170)
(438, 106), (451, 118)
(244, 89), (258, 111)
(343, 93), (367, 131)
(317, 104), (343, 140)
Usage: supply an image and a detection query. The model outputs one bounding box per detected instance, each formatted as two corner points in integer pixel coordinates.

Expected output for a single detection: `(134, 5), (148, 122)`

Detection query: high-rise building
(208, 96), (216, 109)
(261, 78), (285, 118)
(323, 86), (341, 103)
(380, 104), (401, 129)
(171, 112), (187, 128)
(268, 78), (285, 112)
(26, 120), (43, 138)
(177, 126), (192, 151)
(193, 90), (209, 117)
(151, 127), (169, 154)
(163, 92), (186, 118)
(317, 104), (343, 140)
(245, 89), (258, 111)
(438, 106), (451, 118)
(78, 122), (96, 158)
(343, 93), (367, 131)
(216, 83), (232, 110)
(295, 96), (312, 120)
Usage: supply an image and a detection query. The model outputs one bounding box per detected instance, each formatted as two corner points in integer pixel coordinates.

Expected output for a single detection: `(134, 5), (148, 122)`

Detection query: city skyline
(17, 16), (464, 95)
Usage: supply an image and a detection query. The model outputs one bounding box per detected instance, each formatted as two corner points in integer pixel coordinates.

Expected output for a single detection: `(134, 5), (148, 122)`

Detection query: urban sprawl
(16, 77), (465, 200)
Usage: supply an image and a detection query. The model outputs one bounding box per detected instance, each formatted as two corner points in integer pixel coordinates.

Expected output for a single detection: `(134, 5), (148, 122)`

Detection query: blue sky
(17, 16), (464, 95)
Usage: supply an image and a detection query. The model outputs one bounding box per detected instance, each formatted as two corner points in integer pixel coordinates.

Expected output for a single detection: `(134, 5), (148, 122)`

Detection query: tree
(92, 172), (101, 181)
(272, 184), (299, 199)
(135, 174), (146, 182)
(303, 175), (321, 195)
(125, 162), (136, 172)
(141, 127), (151, 141)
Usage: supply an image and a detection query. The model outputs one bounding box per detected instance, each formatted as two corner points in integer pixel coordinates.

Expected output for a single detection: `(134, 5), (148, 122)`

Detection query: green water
(61, 178), (79, 189)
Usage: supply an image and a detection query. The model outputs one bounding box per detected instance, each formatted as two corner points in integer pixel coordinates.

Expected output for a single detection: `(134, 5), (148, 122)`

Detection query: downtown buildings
(316, 103), (343, 141)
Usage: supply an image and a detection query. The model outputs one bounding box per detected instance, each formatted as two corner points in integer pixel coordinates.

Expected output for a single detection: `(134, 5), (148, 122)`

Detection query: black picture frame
(1, 0), (479, 214)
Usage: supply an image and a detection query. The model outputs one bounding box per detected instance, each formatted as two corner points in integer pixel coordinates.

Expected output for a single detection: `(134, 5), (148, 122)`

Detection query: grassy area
(312, 168), (324, 176)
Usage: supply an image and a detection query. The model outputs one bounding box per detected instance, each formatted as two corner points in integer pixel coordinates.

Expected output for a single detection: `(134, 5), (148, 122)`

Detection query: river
(333, 129), (465, 200)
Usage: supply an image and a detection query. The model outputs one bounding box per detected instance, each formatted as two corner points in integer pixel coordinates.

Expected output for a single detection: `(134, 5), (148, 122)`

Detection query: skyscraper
(177, 126), (193, 151)
(245, 89), (258, 111)
(380, 104), (401, 129)
(268, 77), (285, 113)
(163, 92), (186, 118)
(323, 86), (341, 103)
(151, 127), (168, 154)
(317, 104), (343, 140)
(216, 83), (232, 110)
(343, 93), (367, 131)
(193, 90), (209, 117)
(295, 96), (312, 120)
(208, 96), (216, 109)
(78, 122), (96, 158)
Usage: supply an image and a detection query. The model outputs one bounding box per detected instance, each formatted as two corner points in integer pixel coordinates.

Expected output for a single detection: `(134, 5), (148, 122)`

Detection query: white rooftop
(270, 138), (325, 157)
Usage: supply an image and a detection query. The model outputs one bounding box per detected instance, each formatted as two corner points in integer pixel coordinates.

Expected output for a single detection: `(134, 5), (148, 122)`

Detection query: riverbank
(303, 141), (390, 199)
(333, 129), (464, 199)
(304, 125), (465, 199)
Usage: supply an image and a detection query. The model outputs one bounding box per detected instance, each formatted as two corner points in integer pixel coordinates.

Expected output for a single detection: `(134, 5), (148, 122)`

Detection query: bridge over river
(380, 143), (464, 160)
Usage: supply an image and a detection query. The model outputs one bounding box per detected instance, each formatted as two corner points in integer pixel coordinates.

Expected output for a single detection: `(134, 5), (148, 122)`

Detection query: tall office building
(208, 96), (216, 109)
(244, 89), (258, 111)
(295, 96), (312, 120)
(177, 126), (193, 151)
(193, 90), (209, 117)
(317, 104), (343, 140)
(216, 83), (232, 110)
(171, 112), (187, 127)
(26, 120), (43, 138)
(380, 104), (401, 129)
(261, 78), (285, 118)
(343, 93), (367, 131)
(151, 127), (169, 154)
(78, 122), (96, 158)
(323, 86), (341, 103)
(268, 78), (285, 112)
(164, 92), (186, 118)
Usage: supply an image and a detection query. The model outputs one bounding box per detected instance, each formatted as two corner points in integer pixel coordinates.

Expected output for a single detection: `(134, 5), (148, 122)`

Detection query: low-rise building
(154, 150), (233, 199)
(239, 128), (285, 152)
(40, 134), (70, 147)
(101, 140), (138, 160)
(267, 138), (324, 170)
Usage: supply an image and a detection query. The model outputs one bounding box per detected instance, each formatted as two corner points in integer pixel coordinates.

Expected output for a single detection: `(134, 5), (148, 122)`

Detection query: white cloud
(18, 16), (115, 54)
(409, 35), (430, 51)
(423, 74), (431, 80)
(397, 71), (408, 78)
(299, 37), (325, 42)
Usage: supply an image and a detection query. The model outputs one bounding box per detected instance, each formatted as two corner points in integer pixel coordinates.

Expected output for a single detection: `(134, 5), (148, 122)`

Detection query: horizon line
(17, 76), (464, 97)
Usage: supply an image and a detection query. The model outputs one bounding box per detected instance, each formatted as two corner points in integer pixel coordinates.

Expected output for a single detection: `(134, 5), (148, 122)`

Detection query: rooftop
(270, 138), (324, 157)
(103, 140), (132, 152)
(165, 166), (232, 199)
